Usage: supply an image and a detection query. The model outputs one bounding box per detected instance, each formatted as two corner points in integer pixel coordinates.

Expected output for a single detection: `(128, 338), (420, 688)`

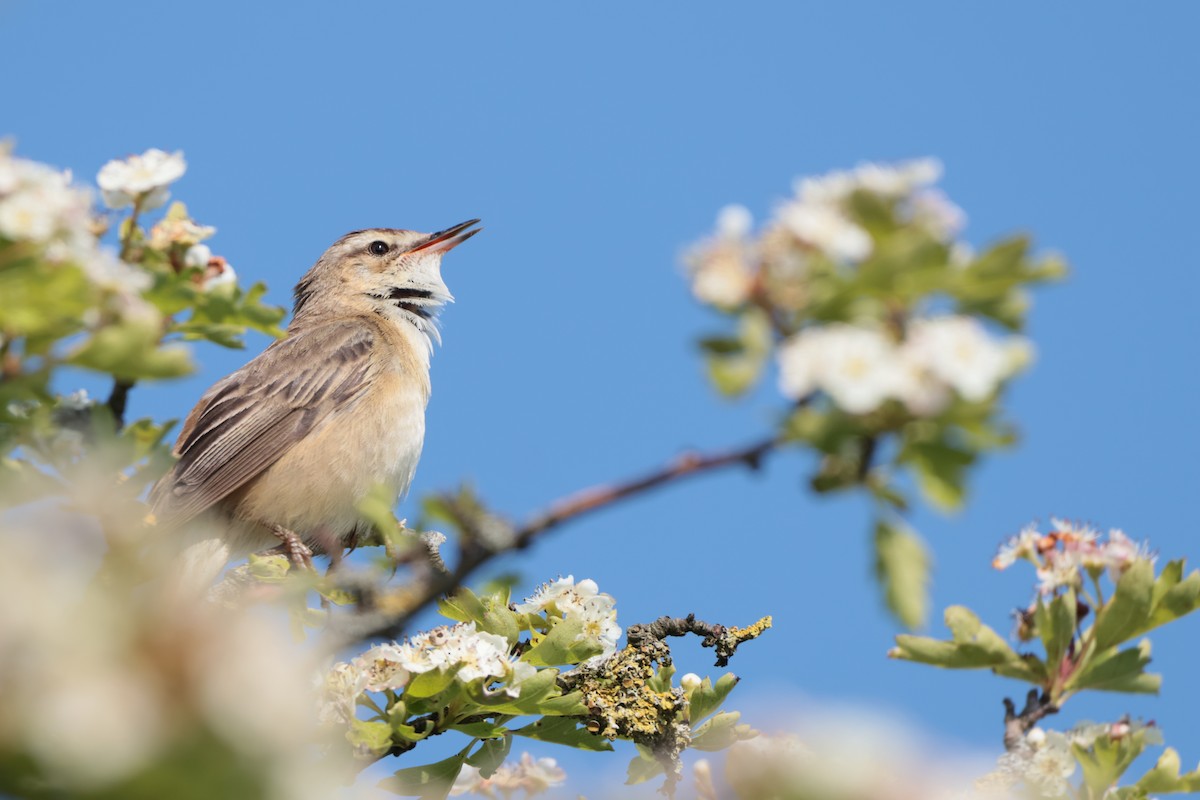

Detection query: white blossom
(356, 643), (411, 692)
(318, 661), (367, 724)
(454, 629), (511, 683)
(904, 316), (1020, 402)
(0, 151), (93, 245)
(575, 594), (622, 657)
(684, 204), (757, 308)
(993, 524), (1042, 570)
(96, 148), (186, 209)
(779, 325), (901, 414)
(778, 200), (872, 262)
(184, 243), (212, 269)
(450, 753), (566, 798)
(680, 672), (702, 692)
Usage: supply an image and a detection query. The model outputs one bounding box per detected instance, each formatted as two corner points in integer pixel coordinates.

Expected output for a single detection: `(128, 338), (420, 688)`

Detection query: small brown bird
(151, 219), (480, 591)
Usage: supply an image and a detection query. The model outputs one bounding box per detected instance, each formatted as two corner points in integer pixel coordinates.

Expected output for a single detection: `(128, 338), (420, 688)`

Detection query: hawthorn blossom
(904, 316), (1024, 402)
(96, 148), (186, 210)
(684, 204), (757, 308)
(0, 147), (93, 245)
(992, 524), (1041, 570)
(318, 661), (368, 724)
(355, 643), (410, 692)
(450, 753), (566, 798)
(516, 576), (622, 659)
(778, 200), (872, 262)
(148, 215), (214, 249)
(778, 325), (901, 414)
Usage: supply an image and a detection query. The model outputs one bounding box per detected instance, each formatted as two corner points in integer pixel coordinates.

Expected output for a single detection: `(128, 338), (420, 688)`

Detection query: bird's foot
(270, 524), (315, 572)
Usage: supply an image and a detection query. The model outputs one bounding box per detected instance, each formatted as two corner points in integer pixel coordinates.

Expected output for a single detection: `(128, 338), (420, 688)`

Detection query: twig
(327, 434), (784, 647)
(1002, 689), (1058, 751)
(105, 197), (144, 430)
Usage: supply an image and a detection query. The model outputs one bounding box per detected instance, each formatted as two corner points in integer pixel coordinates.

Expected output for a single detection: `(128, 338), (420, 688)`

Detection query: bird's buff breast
(230, 368), (428, 543)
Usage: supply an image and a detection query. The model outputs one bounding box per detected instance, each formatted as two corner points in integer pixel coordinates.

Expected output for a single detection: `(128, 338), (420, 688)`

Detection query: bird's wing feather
(151, 320), (376, 526)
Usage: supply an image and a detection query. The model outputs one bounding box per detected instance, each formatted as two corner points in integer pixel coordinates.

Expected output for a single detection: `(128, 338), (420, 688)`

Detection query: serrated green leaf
(874, 520), (931, 629)
(465, 735), (511, 778)
(481, 605), (520, 646)
(1092, 560), (1155, 651)
(1074, 728), (1150, 796)
(348, 719), (392, 756)
(450, 721), (509, 739)
(535, 689), (587, 716)
(1068, 640), (1160, 695)
(1035, 589), (1076, 672)
(523, 617), (603, 667)
(626, 747), (665, 785)
(512, 717), (613, 752)
(438, 587), (486, 625)
(691, 711), (755, 751)
(687, 673), (739, 726)
(901, 439), (974, 511)
(378, 747), (470, 799)
(1136, 747), (1200, 793)
(1136, 560), (1200, 637)
(404, 668), (458, 699)
(891, 606), (1040, 682)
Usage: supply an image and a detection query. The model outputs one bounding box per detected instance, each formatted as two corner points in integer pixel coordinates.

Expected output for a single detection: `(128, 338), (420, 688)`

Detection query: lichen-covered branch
(1002, 689), (1058, 752)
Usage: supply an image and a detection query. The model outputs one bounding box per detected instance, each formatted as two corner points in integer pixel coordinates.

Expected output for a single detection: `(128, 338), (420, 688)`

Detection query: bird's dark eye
(368, 240), (389, 256)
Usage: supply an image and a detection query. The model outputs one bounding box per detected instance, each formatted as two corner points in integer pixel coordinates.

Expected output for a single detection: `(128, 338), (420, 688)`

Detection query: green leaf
(404, 668), (458, 699)
(1136, 560), (1200, 637)
(1074, 728), (1151, 796)
(378, 747), (470, 799)
(523, 617), (603, 667)
(687, 673), (739, 726)
(347, 719), (393, 756)
(438, 587), (487, 625)
(68, 323), (194, 380)
(1092, 560), (1155, 651)
(691, 711), (756, 751)
(534, 689), (588, 717)
(890, 606), (1042, 682)
(512, 717), (613, 752)
(465, 735), (511, 778)
(701, 307), (771, 398)
(874, 519), (932, 629)
(1035, 589), (1076, 673)
(1068, 640), (1160, 695)
(901, 438), (974, 511)
(481, 605), (521, 646)
(1136, 747), (1200, 793)
(450, 721), (510, 739)
(626, 746), (665, 785)
(468, 668), (561, 715)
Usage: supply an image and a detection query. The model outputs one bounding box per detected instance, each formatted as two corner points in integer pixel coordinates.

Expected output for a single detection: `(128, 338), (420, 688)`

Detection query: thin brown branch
(515, 433), (781, 544)
(328, 434), (784, 647)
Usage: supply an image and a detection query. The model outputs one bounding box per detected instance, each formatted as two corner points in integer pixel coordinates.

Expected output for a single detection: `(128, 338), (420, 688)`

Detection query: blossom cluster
(450, 752), (566, 798)
(514, 574), (622, 658)
(321, 621), (533, 724)
(980, 721), (1153, 798)
(683, 158), (963, 309)
(320, 576), (621, 726)
(0, 144), (153, 310)
(777, 316), (1029, 415)
(993, 518), (1155, 595)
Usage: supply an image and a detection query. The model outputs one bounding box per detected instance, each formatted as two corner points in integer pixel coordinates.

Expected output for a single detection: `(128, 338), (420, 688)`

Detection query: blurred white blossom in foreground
(0, 511), (351, 799)
(450, 752), (566, 798)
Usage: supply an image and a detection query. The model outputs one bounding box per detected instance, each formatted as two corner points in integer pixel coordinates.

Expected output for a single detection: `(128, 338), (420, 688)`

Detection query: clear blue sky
(3, 1), (1198, 793)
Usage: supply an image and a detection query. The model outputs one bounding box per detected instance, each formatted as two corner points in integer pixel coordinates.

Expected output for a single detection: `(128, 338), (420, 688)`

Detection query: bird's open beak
(408, 218), (482, 254)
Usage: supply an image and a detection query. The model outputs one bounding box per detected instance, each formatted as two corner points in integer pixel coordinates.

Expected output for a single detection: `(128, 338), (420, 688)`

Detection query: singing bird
(151, 219), (480, 591)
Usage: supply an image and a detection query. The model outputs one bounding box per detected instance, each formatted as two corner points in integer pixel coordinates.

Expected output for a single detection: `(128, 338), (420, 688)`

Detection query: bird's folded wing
(151, 320), (376, 527)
